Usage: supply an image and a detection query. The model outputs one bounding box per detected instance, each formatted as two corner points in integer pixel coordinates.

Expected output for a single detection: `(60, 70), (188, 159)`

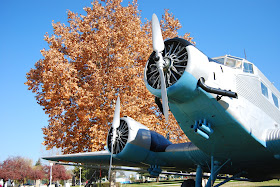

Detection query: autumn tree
(30, 159), (45, 181)
(0, 162), (9, 187)
(44, 165), (71, 182)
(29, 167), (45, 181)
(25, 0), (194, 154)
(0, 156), (33, 185)
(73, 166), (108, 182)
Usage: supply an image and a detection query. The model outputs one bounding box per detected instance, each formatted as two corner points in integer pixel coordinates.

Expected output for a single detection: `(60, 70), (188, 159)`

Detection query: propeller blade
(158, 67), (169, 122)
(152, 14), (164, 54)
(112, 96), (120, 129)
(108, 142), (114, 180)
(152, 14), (169, 122)
(108, 96), (120, 180)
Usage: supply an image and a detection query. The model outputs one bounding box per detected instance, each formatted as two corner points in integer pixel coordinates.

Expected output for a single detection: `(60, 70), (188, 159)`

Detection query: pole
(211, 156), (214, 186)
(195, 165), (202, 187)
(79, 167), (82, 187)
(50, 163), (53, 187)
(100, 165), (102, 187)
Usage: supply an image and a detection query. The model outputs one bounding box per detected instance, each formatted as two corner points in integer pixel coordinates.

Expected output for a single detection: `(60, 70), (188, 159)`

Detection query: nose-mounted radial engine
(144, 14), (194, 122)
(145, 37), (191, 90)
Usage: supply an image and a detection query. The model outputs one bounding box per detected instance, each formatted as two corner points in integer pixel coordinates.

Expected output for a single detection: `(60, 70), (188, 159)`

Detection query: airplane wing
(42, 150), (149, 168)
(42, 122), (208, 174)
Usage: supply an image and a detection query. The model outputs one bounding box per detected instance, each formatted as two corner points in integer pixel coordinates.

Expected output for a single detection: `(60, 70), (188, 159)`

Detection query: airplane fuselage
(144, 38), (280, 180)
(43, 36), (280, 184)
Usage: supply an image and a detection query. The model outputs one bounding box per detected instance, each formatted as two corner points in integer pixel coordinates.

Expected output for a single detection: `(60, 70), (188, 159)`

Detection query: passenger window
(261, 82), (268, 98)
(272, 93), (279, 108)
(243, 62), (254, 74)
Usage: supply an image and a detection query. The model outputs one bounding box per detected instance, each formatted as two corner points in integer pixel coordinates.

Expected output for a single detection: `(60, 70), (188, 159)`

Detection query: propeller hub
(163, 57), (172, 72)
(153, 55), (160, 62)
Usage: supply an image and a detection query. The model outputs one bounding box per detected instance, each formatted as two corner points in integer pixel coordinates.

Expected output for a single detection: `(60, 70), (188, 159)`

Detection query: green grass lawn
(76, 179), (280, 186)
(214, 179), (280, 187)
(119, 179), (280, 187)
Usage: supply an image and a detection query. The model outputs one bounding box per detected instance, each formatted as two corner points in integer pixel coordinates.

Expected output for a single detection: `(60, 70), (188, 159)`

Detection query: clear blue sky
(1, 0), (280, 163)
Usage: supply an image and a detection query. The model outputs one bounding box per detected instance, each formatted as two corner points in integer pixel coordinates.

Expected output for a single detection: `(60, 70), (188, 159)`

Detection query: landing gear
(148, 165), (162, 177)
(205, 156), (224, 187)
(181, 165), (203, 187)
(195, 165), (203, 187)
(181, 179), (195, 187)
(181, 156), (236, 187)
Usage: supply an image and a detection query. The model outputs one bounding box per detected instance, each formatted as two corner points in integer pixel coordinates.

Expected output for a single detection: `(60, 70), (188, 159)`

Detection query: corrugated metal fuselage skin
(145, 45), (280, 179)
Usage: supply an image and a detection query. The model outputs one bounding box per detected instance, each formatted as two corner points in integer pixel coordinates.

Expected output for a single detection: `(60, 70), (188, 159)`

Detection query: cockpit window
(225, 58), (235, 67)
(212, 55), (254, 72)
(223, 58), (242, 68)
(213, 57), (242, 68)
(243, 62), (254, 74)
(215, 58), (225, 65)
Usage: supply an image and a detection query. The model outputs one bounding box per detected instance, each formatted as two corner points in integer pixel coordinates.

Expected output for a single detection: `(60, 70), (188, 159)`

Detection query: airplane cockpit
(212, 55), (254, 74)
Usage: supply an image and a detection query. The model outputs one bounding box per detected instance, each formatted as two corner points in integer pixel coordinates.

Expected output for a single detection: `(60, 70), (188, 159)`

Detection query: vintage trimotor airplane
(43, 14), (280, 187)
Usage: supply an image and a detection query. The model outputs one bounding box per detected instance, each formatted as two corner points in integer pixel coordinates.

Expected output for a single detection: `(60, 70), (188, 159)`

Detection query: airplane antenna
(244, 49), (247, 60)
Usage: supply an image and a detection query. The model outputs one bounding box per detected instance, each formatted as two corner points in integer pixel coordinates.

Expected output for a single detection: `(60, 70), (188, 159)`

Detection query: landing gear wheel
(181, 179), (195, 187)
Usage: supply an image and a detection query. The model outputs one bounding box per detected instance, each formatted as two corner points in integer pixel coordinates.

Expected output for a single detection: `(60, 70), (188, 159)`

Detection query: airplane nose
(144, 38), (200, 103)
(144, 37), (192, 91)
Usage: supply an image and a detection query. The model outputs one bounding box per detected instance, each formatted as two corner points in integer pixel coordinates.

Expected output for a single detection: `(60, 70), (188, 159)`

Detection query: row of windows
(261, 82), (279, 108)
(213, 57), (254, 74)
(213, 56), (279, 109)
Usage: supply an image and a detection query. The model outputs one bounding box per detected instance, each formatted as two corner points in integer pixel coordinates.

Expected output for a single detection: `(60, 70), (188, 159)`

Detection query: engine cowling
(144, 37), (212, 103)
(106, 116), (171, 163)
(144, 37), (197, 103)
(144, 37), (191, 91)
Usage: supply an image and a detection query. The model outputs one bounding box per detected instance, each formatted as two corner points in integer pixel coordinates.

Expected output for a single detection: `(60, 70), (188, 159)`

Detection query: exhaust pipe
(192, 119), (213, 139)
(197, 77), (238, 99)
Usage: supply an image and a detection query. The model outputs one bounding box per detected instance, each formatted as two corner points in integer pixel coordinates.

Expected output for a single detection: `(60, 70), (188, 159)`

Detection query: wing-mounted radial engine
(106, 116), (172, 163)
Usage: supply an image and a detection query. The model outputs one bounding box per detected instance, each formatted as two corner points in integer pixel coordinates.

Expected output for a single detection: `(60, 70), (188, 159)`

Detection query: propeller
(108, 96), (120, 180)
(152, 13), (169, 122)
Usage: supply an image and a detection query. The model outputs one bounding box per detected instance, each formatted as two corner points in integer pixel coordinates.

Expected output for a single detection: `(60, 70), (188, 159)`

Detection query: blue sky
(0, 0), (279, 163)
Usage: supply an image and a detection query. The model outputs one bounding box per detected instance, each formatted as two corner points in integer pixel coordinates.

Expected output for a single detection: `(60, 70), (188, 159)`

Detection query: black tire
(181, 179), (195, 187)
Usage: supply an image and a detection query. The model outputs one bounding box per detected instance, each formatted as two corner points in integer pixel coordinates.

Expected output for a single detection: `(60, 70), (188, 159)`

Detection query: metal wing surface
(42, 150), (148, 168)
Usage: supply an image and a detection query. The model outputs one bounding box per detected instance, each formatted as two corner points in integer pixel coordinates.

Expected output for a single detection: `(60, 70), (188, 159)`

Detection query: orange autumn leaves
(25, 0), (194, 154)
